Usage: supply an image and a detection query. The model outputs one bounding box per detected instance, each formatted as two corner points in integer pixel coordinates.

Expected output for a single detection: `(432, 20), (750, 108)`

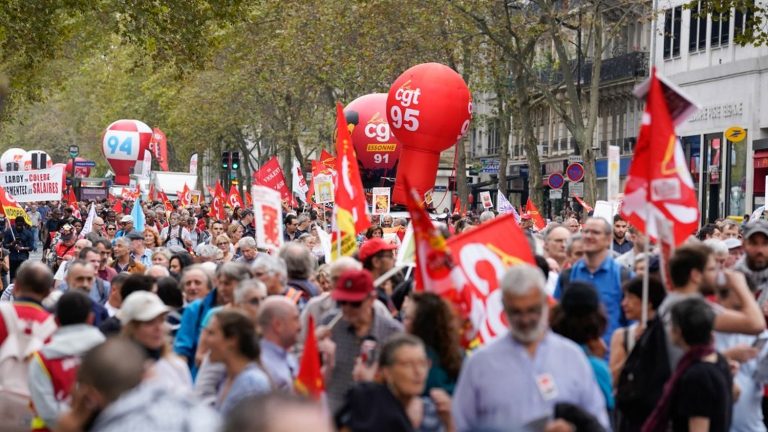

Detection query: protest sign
(313, 173), (334, 204)
(0, 166), (64, 203)
(252, 185), (284, 252)
(372, 187), (391, 215)
(480, 191), (493, 209)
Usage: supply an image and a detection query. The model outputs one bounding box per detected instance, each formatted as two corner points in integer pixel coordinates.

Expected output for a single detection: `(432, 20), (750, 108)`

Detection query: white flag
(140, 150), (152, 178)
(189, 153), (198, 174)
(80, 204), (97, 236)
(292, 158), (309, 203)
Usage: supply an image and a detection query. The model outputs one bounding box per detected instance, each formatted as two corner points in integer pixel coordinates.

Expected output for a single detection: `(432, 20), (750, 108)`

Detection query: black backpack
(614, 315), (671, 430)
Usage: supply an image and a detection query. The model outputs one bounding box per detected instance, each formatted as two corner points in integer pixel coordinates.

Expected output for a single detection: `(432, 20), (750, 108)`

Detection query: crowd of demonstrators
(4, 198), (768, 431)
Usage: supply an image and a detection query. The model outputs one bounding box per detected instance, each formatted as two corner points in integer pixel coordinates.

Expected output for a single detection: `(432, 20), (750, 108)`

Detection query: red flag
(320, 149), (336, 170)
(448, 213), (536, 344)
(66, 187), (77, 205)
(228, 185), (244, 208)
(253, 157), (294, 206)
(294, 315), (324, 399)
(620, 68), (699, 245)
(114, 199), (124, 214)
(177, 184), (191, 206)
(244, 191), (252, 207)
(158, 191), (173, 212)
(573, 195), (593, 213)
(331, 102), (370, 258)
(210, 192), (226, 221)
(148, 183), (157, 202)
(525, 198), (546, 231)
(214, 181), (227, 202)
(149, 127), (169, 171)
(405, 180), (462, 295)
(0, 187), (31, 225)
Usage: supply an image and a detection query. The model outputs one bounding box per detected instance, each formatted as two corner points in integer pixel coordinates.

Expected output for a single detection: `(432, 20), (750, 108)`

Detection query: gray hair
(297, 214), (310, 224)
(144, 265), (170, 278)
(278, 243), (315, 280)
(704, 239), (728, 255)
(586, 217), (612, 235)
(152, 247), (172, 260)
(234, 279), (267, 304)
(216, 262), (252, 282)
(181, 264), (214, 291)
(237, 236), (257, 249)
(500, 264), (547, 298)
(543, 224), (566, 241)
(328, 256), (362, 286)
(253, 255), (288, 281)
(114, 237), (130, 248)
(196, 244), (220, 259)
(479, 211), (495, 223)
(566, 233), (584, 254)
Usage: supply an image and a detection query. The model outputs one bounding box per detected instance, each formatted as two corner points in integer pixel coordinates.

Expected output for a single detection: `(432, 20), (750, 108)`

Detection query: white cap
(120, 215), (134, 223)
(118, 291), (170, 324)
(723, 237), (742, 250)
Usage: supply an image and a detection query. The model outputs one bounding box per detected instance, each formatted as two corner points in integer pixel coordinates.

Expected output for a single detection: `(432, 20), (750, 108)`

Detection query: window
(735, 1), (755, 39)
(711, 10), (730, 47)
(689, 1), (707, 52)
(488, 120), (500, 155)
(663, 6), (683, 59)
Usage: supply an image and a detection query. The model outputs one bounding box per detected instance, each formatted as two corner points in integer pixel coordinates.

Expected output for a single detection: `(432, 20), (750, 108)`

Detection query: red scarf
(642, 344), (715, 432)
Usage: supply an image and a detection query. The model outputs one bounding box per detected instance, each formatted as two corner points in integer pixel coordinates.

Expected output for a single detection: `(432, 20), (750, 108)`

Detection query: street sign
(74, 160), (96, 168)
(547, 173), (565, 189)
(68, 145), (79, 158)
(566, 163), (585, 182)
(549, 189), (563, 200)
(725, 126), (747, 143)
(570, 182), (584, 197)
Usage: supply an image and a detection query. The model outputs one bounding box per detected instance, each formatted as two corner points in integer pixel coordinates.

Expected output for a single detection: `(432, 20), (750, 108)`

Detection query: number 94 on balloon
(102, 130), (139, 161)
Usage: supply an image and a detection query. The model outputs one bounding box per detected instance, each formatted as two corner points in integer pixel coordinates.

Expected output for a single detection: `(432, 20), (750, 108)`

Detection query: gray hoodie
(28, 324), (106, 429)
(90, 382), (220, 432)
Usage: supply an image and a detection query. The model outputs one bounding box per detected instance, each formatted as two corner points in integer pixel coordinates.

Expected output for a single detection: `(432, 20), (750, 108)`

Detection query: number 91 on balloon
(102, 130), (139, 161)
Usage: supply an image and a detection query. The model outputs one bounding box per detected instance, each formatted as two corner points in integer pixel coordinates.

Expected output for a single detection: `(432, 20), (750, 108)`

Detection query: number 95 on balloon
(103, 130), (139, 160)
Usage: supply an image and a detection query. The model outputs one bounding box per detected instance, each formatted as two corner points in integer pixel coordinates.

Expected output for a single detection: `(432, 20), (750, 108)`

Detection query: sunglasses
(338, 300), (364, 308)
(107, 227), (116, 231)
(217, 242), (229, 246)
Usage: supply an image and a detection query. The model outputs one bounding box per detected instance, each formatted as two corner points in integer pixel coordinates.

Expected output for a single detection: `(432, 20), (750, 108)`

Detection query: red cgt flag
(228, 185), (244, 208)
(525, 198), (546, 231)
(447, 213), (536, 344)
(405, 179), (462, 296)
(178, 183), (191, 206)
(244, 191), (252, 207)
(159, 191), (173, 213)
(294, 314), (324, 399)
(620, 68), (699, 246)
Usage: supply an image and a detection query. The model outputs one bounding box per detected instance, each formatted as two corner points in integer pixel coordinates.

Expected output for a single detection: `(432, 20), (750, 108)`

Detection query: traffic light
(221, 151), (230, 169)
(231, 151), (240, 170)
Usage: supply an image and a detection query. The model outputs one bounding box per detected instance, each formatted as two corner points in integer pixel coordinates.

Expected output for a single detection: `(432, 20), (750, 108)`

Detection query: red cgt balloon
(344, 93), (402, 190)
(386, 63), (472, 204)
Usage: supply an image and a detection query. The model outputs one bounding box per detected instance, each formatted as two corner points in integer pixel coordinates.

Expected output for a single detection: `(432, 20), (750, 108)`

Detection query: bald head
(77, 338), (146, 404)
(258, 296), (301, 349)
(328, 257), (362, 287)
(15, 261), (53, 299)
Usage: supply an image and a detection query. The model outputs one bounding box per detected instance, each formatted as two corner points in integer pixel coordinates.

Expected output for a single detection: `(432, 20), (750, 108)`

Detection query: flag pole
(641, 222), (650, 327)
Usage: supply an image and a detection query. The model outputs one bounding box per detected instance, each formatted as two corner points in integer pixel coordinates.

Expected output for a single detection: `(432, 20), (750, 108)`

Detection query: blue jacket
(173, 289), (218, 377)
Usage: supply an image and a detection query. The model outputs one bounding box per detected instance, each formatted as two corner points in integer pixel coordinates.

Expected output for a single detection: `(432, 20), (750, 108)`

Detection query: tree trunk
(514, 68), (544, 212)
(496, 87), (510, 198)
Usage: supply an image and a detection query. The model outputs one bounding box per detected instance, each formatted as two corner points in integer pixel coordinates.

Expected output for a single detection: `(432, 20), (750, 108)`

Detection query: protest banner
(254, 157), (293, 206)
(479, 191), (493, 209)
(313, 173), (334, 204)
(252, 185), (284, 252)
(0, 166), (64, 203)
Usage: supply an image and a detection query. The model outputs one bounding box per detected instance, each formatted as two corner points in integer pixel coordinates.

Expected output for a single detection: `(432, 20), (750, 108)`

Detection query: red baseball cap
(332, 269), (374, 302)
(358, 237), (397, 262)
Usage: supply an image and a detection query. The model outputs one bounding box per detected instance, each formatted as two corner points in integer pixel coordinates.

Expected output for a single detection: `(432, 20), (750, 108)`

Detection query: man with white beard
(452, 264), (609, 431)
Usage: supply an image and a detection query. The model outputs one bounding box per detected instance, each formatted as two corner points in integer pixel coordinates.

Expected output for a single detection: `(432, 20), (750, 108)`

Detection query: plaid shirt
(324, 309), (403, 413)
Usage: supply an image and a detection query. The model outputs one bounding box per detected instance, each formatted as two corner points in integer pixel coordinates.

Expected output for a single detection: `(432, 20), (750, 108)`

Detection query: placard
(190, 190), (202, 205)
(424, 188), (434, 207)
(252, 185), (283, 252)
(313, 173), (334, 204)
(549, 189), (563, 200)
(0, 166), (64, 202)
(372, 187), (391, 215)
(480, 191), (493, 209)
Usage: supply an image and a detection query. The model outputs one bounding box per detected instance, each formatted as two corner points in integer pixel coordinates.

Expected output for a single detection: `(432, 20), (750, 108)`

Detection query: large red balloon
(386, 63), (472, 204)
(65, 157), (92, 178)
(344, 93), (402, 189)
(101, 119), (153, 185)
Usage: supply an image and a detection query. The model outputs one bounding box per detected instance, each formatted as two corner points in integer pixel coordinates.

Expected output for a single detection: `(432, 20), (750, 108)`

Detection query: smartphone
(359, 337), (379, 367)
(753, 337), (768, 351)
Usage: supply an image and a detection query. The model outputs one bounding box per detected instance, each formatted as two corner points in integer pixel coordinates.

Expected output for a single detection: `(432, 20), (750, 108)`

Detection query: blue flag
(131, 196), (146, 233)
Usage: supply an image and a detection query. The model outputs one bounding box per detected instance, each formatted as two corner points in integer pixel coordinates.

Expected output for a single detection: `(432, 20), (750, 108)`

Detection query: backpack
(0, 303), (57, 432)
(614, 315), (671, 429)
(164, 225), (184, 247)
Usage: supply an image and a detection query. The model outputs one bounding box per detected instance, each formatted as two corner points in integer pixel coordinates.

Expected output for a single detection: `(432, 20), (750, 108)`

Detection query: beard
(509, 307), (549, 344)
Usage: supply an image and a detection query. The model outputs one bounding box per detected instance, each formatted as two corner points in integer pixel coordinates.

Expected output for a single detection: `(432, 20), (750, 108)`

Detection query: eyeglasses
(338, 300), (364, 308)
(107, 227), (116, 231)
(217, 242), (229, 246)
